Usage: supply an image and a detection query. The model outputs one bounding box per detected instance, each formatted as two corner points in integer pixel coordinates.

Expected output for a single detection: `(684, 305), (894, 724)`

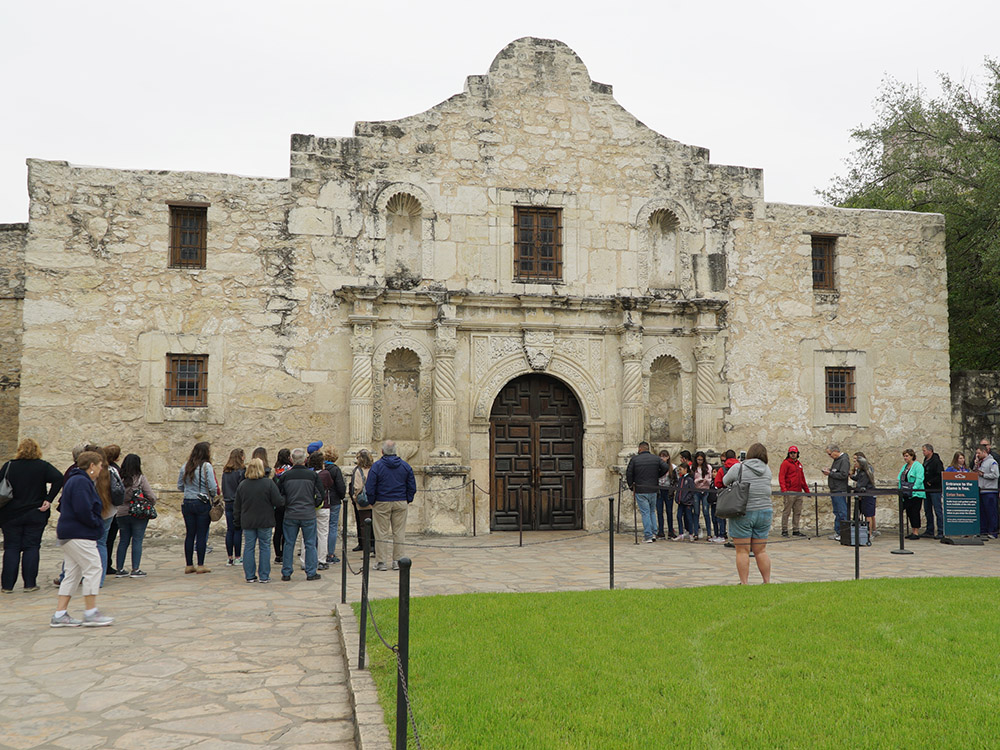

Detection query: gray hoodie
(723, 459), (773, 512)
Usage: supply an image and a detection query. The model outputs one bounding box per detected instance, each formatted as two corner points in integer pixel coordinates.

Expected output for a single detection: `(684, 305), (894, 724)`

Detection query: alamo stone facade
(1, 38), (952, 533)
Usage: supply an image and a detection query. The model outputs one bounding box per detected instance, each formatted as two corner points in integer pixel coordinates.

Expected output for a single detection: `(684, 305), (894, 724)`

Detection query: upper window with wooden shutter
(169, 205), (208, 269)
(514, 207), (562, 282)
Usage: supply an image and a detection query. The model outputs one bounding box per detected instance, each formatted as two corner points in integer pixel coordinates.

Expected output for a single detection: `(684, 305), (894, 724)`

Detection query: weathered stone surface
(9, 37), (952, 534)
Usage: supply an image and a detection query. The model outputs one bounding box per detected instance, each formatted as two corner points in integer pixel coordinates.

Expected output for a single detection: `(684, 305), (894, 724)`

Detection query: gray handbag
(0, 463), (13, 509)
(715, 463), (749, 519)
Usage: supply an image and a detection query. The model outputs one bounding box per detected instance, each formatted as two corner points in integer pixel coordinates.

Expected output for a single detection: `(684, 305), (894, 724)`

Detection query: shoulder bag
(0, 462), (13, 509)
(200, 465), (224, 522)
(353, 467), (370, 507)
(128, 483), (158, 521)
(716, 463), (749, 519)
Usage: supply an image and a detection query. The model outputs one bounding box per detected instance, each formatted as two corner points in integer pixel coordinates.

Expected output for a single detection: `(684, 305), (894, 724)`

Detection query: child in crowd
(673, 462), (696, 542)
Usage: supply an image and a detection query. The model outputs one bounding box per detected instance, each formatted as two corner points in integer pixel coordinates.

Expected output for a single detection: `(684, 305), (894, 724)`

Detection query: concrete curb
(336, 602), (393, 750)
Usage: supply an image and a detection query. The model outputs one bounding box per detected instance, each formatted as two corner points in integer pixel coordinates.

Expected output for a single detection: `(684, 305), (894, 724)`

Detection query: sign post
(941, 471), (983, 546)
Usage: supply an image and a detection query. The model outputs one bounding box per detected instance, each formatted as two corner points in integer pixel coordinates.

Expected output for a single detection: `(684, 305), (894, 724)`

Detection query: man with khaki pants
(365, 440), (416, 571)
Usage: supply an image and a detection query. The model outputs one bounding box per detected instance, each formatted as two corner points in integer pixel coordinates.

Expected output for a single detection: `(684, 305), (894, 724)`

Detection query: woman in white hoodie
(723, 442), (773, 584)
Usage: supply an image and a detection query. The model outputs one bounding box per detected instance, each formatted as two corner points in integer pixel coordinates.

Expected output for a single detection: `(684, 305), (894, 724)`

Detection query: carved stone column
(431, 315), (459, 461)
(694, 334), (719, 450)
(619, 326), (644, 455)
(348, 303), (376, 455)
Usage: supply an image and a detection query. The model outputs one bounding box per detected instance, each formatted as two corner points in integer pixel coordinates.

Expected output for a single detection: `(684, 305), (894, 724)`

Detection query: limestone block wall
(287, 38), (762, 303)
(0, 223), (26, 459)
(725, 202), (951, 480)
(18, 160), (363, 487)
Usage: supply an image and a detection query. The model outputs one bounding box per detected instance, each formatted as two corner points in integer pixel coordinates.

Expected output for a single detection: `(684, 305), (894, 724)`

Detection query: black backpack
(109, 466), (126, 506)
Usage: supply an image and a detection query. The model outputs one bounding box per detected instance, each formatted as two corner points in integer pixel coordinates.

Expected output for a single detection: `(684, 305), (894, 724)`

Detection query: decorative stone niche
(385, 193), (422, 288)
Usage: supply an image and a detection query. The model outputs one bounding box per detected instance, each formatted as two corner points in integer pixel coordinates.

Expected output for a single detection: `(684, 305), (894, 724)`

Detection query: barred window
(825, 367), (856, 413)
(811, 235), (836, 290)
(166, 354), (208, 408)
(515, 207), (562, 282)
(169, 205), (208, 268)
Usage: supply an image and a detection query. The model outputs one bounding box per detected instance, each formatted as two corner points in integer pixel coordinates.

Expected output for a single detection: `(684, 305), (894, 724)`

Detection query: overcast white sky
(2, 1), (998, 223)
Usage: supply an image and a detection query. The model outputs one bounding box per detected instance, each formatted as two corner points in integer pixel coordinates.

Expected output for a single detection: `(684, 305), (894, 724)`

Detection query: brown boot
(184, 565), (196, 574)
(195, 565), (211, 574)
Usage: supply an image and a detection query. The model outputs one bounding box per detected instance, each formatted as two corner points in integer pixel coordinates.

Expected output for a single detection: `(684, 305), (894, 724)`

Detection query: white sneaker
(50, 613), (82, 628)
(82, 610), (114, 627)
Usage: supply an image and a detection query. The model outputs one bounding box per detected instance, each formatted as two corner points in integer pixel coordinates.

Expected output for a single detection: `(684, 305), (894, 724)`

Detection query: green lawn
(356, 578), (1000, 749)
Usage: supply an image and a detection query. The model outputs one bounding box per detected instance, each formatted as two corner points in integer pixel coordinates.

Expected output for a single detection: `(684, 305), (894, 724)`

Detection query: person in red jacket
(778, 446), (810, 537)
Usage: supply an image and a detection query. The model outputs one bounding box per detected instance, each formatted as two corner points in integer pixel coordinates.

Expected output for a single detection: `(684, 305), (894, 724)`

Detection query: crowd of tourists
(0, 436), (416, 627)
(625, 437), (1000, 583)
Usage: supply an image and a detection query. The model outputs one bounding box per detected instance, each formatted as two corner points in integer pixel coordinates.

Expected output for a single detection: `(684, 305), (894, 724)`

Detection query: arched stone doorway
(489, 374), (583, 530)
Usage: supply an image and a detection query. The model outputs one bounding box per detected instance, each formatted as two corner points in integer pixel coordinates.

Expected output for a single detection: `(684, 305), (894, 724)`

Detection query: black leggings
(903, 495), (922, 529)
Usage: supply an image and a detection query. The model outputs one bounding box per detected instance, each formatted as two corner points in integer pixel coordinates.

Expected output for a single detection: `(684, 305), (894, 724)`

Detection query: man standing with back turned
(626, 441), (669, 543)
(277, 448), (325, 582)
(822, 444), (850, 541)
(366, 440), (416, 571)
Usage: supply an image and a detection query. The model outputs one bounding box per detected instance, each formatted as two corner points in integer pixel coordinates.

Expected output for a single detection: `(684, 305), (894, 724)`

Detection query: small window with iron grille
(169, 205), (208, 268)
(166, 354), (208, 408)
(825, 367), (855, 413)
(514, 207), (562, 282)
(811, 235), (836, 289)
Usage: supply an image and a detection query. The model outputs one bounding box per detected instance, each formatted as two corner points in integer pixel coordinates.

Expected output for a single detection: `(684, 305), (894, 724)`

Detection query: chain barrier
(359, 554), (424, 749)
(412, 479), (475, 492)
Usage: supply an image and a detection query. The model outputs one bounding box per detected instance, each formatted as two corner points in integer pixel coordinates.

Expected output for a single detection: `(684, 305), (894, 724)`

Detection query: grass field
(357, 578), (1000, 749)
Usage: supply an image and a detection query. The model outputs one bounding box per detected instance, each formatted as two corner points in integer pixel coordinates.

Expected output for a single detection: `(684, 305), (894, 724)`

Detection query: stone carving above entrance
(471, 332), (604, 425)
(523, 330), (554, 371)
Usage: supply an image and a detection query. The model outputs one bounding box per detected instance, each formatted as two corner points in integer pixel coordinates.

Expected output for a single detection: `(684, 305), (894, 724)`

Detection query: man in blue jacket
(366, 440), (416, 571)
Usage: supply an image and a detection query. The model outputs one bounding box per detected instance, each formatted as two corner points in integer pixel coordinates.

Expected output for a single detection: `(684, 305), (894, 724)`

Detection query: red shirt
(778, 458), (810, 492)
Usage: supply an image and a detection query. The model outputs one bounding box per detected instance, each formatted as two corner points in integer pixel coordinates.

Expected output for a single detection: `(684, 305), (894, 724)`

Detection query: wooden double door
(490, 374), (583, 530)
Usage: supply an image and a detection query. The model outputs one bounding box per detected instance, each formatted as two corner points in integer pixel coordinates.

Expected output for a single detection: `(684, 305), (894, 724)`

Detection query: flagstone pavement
(0, 530), (996, 749)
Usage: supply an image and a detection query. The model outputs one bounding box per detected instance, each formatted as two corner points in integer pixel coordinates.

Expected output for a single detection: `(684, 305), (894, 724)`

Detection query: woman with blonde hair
(234, 458), (284, 583)
(349, 449), (374, 552)
(0, 438), (63, 593)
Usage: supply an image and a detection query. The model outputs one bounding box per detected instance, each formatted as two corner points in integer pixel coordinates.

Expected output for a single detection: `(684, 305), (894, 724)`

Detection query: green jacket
(897, 461), (925, 499)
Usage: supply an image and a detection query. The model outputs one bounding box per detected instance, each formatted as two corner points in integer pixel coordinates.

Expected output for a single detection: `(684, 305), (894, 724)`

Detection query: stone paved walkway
(0, 541), (355, 750)
(1, 530), (996, 749)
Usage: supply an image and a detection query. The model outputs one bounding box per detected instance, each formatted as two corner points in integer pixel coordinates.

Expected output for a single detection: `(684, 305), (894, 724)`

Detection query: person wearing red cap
(778, 446), (810, 537)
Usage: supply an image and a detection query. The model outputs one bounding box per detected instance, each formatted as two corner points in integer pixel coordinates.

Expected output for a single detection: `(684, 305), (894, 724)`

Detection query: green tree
(822, 59), (1000, 370)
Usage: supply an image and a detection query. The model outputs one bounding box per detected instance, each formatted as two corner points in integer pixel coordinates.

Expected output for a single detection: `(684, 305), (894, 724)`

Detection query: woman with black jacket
(234, 458), (285, 583)
(221, 449), (246, 566)
(0, 439), (63, 593)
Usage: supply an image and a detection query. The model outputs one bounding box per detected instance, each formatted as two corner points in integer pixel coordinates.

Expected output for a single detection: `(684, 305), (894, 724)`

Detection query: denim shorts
(728, 509), (773, 539)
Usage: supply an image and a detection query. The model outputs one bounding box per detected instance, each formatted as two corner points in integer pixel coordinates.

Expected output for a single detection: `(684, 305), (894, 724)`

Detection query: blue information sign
(942, 471), (980, 538)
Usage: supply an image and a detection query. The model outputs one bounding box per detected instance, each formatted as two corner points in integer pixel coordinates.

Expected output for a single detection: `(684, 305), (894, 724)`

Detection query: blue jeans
(634, 493), (658, 539)
(831, 495), (849, 536)
(981, 491), (999, 537)
(328, 504), (342, 558)
(243, 527), (273, 581)
(282, 517), (318, 577)
(713, 509), (727, 539)
(656, 489), (674, 537)
(96, 516), (113, 586)
(115, 515), (149, 571)
(694, 492), (711, 537)
(182, 499), (212, 566)
(678, 504), (695, 534)
(224, 502), (242, 558)
(923, 491), (943, 536)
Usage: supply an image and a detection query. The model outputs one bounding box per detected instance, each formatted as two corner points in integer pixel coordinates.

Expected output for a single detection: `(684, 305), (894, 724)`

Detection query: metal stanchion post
(814, 483), (819, 537)
(359, 517), (373, 668)
(891, 494), (913, 555)
(853, 493), (861, 580)
(341, 497), (349, 604)
(396, 557), (412, 750)
(608, 497), (615, 591)
(617, 477), (623, 534)
(518, 493), (523, 548)
(632, 490), (638, 545)
(472, 480), (477, 538)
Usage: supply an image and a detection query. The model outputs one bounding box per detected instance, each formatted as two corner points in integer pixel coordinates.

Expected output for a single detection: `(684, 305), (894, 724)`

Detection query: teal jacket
(897, 461), (925, 499)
